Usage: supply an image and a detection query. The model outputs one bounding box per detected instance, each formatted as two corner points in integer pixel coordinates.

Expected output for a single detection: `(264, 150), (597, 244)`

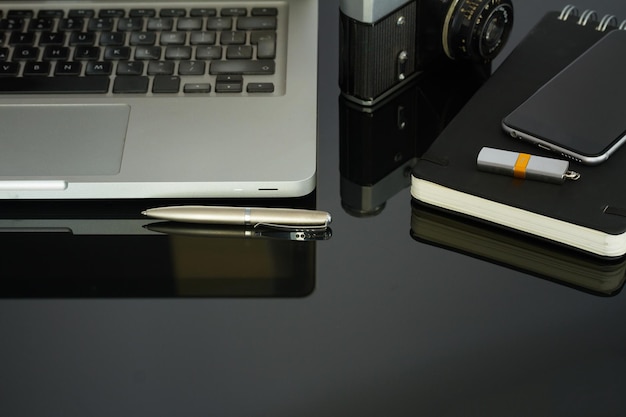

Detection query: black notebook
(411, 6), (626, 258)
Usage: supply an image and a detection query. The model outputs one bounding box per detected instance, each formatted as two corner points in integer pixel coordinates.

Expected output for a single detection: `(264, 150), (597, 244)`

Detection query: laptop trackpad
(0, 104), (129, 176)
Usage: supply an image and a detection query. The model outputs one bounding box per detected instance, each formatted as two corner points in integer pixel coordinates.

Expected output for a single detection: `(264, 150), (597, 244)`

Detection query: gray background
(3, 1), (626, 416)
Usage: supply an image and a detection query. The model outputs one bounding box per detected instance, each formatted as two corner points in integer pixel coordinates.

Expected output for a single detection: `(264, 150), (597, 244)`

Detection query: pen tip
(141, 211), (147, 216)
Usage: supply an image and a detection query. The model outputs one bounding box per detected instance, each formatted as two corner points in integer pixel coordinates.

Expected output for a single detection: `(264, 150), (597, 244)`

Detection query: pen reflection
(339, 62), (490, 217)
(145, 221), (332, 241)
(0, 197), (318, 298)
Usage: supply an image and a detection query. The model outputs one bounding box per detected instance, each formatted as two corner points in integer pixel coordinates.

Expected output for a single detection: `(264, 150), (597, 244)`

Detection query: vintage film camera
(339, 0), (514, 105)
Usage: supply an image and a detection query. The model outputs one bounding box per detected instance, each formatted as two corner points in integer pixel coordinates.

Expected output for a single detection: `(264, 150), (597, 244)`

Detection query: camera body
(339, 0), (513, 105)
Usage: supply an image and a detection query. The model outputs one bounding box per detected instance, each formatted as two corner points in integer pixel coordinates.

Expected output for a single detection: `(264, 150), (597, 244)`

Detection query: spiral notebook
(411, 5), (626, 258)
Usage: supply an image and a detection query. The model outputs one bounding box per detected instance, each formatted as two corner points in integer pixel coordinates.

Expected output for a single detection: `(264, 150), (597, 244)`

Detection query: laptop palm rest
(0, 104), (129, 177)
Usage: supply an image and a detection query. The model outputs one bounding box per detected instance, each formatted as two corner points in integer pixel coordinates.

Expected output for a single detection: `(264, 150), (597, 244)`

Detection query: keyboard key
(104, 46), (131, 60)
(0, 18), (24, 31)
(55, 61), (82, 75)
(220, 31), (246, 45)
(129, 9), (156, 18)
(177, 17), (202, 31)
(207, 17), (232, 30)
(165, 46), (191, 60)
(0, 62), (20, 76)
(190, 32), (216, 45)
(86, 61), (113, 75)
(247, 82), (274, 93)
(88, 18), (114, 31)
(99, 9), (126, 18)
(258, 31), (277, 44)
(9, 32), (36, 45)
(38, 10), (65, 18)
(59, 18), (84, 31)
(216, 74), (242, 83)
(226, 45), (253, 59)
(135, 46), (162, 60)
(178, 60), (205, 75)
(221, 8), (247, 17)
(257, 40), (276, 59)
(23, 61), (50, 76)
(39, 32), (66, 45)
(0, 76), (109, 93)
(252, 8), (278, 16)
(160, 32), (186, 45)
(196, 46), (222, 60)
(215, 82), (242, 93)
(113, 76), (149, 93)
(100, 32), (126, 46)
(209, 60), (275, 75)
(130, 32), (156, 45)
(0, 48), (8, 61)
(147, 18), (173, 31)
(184, 83), (211, 93)
(117, 61), (144, 75)
(160, 9), (186, 17)
(13, 46), (40, 60)
(117, 18), (143, 31)
(28, 18), (54, 31)
(148, 61), (175, 75)
(69, 32), (96, 45)
(237, 17), (277, 30)
(152, 75), (180, 93)
(68, 9), (95, 18)
(190, 8), (217, 17)
(74, 46), (101, 60)
(43, 46), (69, 60)
(7, 10), (33, 19)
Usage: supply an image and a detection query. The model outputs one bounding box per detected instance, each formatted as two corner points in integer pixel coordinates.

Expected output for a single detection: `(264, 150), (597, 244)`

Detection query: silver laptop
(0, 0), (318, 199)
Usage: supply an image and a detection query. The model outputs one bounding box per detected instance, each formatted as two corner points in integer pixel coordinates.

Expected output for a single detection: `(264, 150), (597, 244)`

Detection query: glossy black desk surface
(3, 1), (626, 416)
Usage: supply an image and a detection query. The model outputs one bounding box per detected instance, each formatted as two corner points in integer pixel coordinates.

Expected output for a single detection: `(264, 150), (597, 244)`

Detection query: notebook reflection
(339, 62), (490, 217)
(410, 203), (626, 297)
(0, 218), (316, 298)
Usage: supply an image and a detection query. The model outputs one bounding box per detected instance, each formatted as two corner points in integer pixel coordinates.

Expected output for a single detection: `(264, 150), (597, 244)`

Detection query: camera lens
(442, 0), (514, 62)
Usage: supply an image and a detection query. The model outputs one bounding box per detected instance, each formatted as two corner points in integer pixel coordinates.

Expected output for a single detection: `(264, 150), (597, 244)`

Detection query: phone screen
(502, 29), (626, 164)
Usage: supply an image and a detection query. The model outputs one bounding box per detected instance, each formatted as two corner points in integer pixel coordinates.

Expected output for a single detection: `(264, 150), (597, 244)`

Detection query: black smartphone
(502, 29), (626, 165)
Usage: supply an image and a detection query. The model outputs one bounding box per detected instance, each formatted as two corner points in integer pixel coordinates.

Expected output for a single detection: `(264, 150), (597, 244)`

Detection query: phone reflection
(410, 203), (626, 297)
(0, 201), (318, 298)
(339, 63), (490, 217)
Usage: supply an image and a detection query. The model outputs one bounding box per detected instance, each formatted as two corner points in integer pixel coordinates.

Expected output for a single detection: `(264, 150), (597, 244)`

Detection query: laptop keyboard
(0, 5), (281, 95)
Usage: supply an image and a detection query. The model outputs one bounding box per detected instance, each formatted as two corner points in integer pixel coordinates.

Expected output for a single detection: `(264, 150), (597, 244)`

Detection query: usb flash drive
(477, 147), (580, 184)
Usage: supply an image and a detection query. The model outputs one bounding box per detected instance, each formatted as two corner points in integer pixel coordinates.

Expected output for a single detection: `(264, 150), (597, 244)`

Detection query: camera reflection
(339, 63), (490, 217)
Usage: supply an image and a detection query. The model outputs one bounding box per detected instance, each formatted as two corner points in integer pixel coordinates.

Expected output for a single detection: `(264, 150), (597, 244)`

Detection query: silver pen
(141, 205), (332, 229)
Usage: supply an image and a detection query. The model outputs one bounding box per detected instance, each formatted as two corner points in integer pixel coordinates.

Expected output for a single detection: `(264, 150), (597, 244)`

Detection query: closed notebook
(410, 7), (626, 258)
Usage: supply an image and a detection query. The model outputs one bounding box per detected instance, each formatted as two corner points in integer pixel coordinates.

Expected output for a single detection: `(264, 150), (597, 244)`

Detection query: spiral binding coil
(559, 4), (626, 31)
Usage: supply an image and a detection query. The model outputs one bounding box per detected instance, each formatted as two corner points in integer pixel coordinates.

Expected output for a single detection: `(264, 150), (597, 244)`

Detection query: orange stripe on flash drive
(513, 153), (531, 179)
